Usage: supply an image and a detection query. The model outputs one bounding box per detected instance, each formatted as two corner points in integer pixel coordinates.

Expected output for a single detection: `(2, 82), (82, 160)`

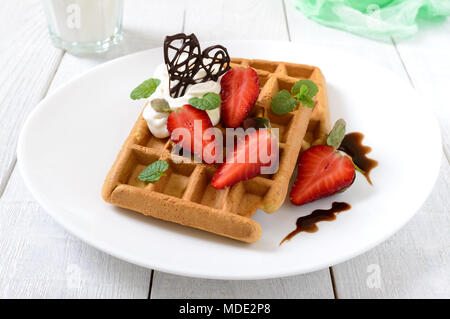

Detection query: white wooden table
(1, 0), (449, 299)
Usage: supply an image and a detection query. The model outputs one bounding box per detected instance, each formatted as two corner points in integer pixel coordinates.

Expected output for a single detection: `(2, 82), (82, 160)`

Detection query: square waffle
(102, 58), (330, 243)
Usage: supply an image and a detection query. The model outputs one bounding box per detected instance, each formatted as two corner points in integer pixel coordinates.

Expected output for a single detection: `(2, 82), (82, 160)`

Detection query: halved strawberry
(167, 104), (218, 163)
(290, 145), (355, 206)
(211, 129), (277, 189)
(220, 67), (260, 128)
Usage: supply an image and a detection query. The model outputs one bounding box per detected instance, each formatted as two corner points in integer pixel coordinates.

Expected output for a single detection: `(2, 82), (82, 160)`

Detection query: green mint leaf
(298, 95), (315, 108)
(130, 78), (160, 100)
(299, 84), (308, 97)
(271, 90), (298, 115)
(326, 119), (346, 149)
(188, 93), (221, 110)
(291, 80), (318, 98)
(138, 160), (169, 183)
(243, 117), (271, 130)
(151, 98), (171, 112)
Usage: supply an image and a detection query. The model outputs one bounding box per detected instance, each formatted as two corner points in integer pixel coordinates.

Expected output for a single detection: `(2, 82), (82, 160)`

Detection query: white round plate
(17, 41), (441, 280)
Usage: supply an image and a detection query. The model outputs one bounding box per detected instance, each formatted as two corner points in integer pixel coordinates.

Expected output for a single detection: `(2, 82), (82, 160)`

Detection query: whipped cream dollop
(143, 63), (222, 138)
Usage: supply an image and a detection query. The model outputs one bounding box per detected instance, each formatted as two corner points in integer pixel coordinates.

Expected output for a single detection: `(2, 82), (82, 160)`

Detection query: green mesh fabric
(294, 0), (450, 41)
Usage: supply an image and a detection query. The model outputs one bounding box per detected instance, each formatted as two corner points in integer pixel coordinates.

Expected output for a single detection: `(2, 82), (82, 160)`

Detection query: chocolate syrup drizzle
(280, 202), (351, 245)
(163, 33), (231, 98)
(338, 132), (378, 185)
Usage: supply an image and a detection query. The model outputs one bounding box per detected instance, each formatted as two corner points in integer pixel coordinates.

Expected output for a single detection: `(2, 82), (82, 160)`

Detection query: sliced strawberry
(290, 145), (355, 206)
(167, 104), (218, 163)
(211, 129), (277, 189)
(220, 67), (260, 128)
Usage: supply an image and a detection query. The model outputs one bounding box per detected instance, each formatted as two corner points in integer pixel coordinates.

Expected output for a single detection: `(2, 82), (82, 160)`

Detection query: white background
(0, 0), (449, 298)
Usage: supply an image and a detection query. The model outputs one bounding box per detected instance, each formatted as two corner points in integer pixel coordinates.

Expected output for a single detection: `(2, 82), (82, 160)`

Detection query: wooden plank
(0, 169), (152, 298)
(151, 271), (334, 299)
(332, 159), (450, 298)
(150, 0), (334, 299)
(184, 0), (289, 41)
(285, 2), (450, 298)
(0, 0), (63, 195)
(0, 0), (185, 298)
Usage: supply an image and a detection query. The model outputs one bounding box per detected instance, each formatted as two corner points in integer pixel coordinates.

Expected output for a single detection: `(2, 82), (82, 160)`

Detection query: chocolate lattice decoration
(163, 33), (230, 98)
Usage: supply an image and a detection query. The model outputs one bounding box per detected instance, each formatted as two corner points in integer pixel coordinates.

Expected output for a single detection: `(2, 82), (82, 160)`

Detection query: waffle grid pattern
(102, 58), (329, 242)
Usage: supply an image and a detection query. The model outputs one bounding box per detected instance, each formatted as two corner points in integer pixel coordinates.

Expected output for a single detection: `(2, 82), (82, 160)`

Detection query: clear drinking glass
(42, 0), (123, 55)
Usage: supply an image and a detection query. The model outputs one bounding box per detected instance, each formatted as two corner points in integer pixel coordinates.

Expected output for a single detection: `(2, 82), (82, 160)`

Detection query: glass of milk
(42, 0), (123, 55)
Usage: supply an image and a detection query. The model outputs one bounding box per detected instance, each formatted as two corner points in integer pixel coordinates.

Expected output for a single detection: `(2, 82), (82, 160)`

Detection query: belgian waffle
(102, 58), (330, 243)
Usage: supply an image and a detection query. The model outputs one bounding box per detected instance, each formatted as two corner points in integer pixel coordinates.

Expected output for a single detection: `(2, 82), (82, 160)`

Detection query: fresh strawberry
(290, 145), (355, 206)
(167, 104), (218, 163)
(211, 129), (277, 189)
(220, 67), (260, 128)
